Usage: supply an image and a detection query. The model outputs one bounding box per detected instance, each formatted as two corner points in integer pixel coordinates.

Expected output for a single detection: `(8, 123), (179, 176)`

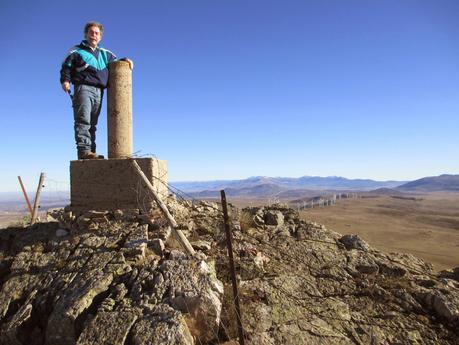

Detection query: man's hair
(84, 21), (104, 35)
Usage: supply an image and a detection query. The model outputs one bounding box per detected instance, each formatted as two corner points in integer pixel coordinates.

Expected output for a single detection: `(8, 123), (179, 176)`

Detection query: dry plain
(0, 212), (27, 228)
(299, 193), (459, 271)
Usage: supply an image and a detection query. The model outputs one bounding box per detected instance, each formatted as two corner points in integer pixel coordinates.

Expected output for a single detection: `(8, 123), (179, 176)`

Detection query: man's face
(85, 26), (102, 48)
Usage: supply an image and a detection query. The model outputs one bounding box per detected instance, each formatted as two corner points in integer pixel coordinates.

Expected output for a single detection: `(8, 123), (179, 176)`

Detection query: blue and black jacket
(60, 40), (117, 89)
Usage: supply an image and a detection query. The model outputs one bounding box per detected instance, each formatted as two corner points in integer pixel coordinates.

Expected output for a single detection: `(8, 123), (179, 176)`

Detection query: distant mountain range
(173, 176), (405, 192)
(172, 176), (406, 198)
(1, 175), (457, 209)
(397, 174), (459, 192)
(171, 174), (459, 198)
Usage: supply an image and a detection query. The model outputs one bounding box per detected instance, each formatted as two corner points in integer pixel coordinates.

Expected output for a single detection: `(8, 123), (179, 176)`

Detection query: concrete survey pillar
(108, 60), (133, 158)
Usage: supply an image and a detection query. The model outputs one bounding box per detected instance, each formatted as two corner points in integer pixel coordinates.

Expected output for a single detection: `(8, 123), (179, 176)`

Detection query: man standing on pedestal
(60, 21), (133, 160)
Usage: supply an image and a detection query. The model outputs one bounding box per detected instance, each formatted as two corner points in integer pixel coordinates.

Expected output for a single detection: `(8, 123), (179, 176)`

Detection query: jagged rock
(161, 260), (223, 343)
(192, 215), (220, 235)
(83, 210), (109, 223)
(355, 262), (379, 275)
(253, 252), (270, 271)
(377, 260), (407, 277)
(339, 234), (370, 251)
(55, 228), (69, 237)
(252, 215), (264, 228)
(168, 250), (188, 261)
(46, 208), (63, 222)
(417, 289), (459, 322)
(156, 225), (172, 241)
(191, 240), (211, 251)
(0, 269), (43, 321)
(46, 252), (117, 345)
(123, 209), (140, 219)
(438, 267), (459, 283)
(1, 200), (458, 344)
(137, 214), (155, 226)
(346, 251), (379, 275)
(0, 290), (37, 345)
(123, 224), (148, 260)
(77, 216), (93, 230)
(113, 209), (124, 221)
(77, 310), (139, 345)
(264, 210), (284, 227)
(81, 234), (106, 249)
(150, 238), (165, 256)
(131, 304), (194, 345)
(166, 198), (191, 225)
(112, 209), (139, 221)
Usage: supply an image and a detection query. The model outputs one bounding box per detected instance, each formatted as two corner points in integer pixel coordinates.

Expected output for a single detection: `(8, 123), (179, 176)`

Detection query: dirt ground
(298, 193), (459, 271)
(0, 211), (48, 229)
(0, 212), (26, 228)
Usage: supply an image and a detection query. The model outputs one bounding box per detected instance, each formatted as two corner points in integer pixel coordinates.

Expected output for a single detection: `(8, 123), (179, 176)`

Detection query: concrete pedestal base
(70, 158), (167, 211)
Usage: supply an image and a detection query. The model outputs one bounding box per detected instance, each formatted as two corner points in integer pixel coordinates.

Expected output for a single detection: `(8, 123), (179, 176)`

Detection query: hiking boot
(78, 151), (103, 160)
(90, 150), (105, 159)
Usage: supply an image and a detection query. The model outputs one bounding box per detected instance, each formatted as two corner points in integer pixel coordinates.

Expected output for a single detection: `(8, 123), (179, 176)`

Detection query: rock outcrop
(0, 200), (458, 344)
(0, 201), (222, 345)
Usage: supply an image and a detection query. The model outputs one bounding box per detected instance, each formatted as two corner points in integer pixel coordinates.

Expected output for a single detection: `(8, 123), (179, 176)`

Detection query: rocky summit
(0, 198), (458, 345)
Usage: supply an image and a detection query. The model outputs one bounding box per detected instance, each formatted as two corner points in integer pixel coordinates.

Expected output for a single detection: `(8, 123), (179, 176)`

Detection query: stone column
(108, 60), (133, 158)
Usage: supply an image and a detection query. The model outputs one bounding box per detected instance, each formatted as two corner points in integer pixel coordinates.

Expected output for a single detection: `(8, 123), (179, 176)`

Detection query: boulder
(123, 224), (148, 260)
(417, 290), (459, 322)
(77, 311), (138, 345)
(55, 228), (69, 237)
(130, 304), (194, 345)
(150, 238), (165, 256)
(191, 240), (212, 251)
(264, 210), (284, 227)
(161, 260), (223, 343)
(339, 234), (370, 251)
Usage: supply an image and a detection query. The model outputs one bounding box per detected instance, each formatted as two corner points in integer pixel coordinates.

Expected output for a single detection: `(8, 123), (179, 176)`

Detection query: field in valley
(0, 211), (26, 228)
(298, 193), (459, 271)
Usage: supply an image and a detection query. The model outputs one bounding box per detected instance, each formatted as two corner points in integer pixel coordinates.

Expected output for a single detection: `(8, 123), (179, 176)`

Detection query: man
(60, 21), (133, 159)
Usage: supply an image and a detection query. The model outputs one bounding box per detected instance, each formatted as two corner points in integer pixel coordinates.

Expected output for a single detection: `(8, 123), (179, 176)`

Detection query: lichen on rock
(0, 200), (458, 344)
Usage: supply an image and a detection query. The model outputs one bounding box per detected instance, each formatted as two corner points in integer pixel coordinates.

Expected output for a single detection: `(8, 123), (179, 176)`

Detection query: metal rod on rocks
(31, 172), (45, 225)
(17, 176), (33, 216)
(130, 159), (195, 255)
(220, 190), (246, 345)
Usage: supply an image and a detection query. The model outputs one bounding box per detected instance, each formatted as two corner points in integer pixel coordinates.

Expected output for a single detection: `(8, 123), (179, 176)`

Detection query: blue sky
(0, 0), (458, 192)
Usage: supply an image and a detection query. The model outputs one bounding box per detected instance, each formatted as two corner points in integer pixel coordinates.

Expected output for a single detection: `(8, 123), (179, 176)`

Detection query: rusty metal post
(108, 60), (133, 158)
(31, 172), (45, 225)
(17, 176), (33, 216)
(220, 190), (245, 345)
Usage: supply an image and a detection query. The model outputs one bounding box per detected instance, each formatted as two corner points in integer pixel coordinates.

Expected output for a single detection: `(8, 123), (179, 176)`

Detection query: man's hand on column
(61, 81), (71, 93)
(125, 59), (134, 70)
